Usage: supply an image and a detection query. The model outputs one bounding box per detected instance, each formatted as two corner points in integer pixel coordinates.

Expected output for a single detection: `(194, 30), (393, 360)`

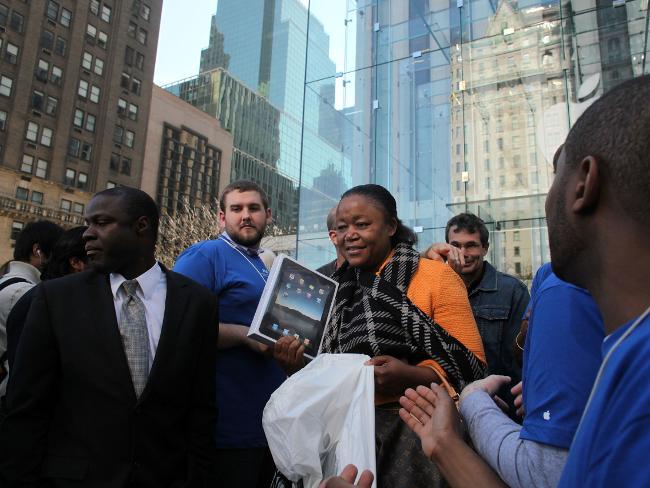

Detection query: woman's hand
(320, 464), (374, 488)
(273, 336), (305, 376)
(366, 356), (437, 397)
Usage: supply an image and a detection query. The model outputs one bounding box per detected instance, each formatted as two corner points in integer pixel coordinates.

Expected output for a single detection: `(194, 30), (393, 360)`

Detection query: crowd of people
(0, 74), (647, 488)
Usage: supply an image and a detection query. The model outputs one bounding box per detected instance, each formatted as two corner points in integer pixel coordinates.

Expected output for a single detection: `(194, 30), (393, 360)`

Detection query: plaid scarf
(322, 243), (485, 391)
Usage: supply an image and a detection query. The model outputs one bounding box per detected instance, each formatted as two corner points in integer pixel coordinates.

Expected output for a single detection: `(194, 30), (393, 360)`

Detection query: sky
(153, 0), (216, 86)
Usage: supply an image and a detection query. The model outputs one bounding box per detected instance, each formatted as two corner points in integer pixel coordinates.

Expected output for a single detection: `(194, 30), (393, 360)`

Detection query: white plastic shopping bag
(263, 353), (376, 488)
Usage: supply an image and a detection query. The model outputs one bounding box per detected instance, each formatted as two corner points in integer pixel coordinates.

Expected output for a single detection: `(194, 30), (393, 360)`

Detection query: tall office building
(165, 69), (298, 232)
(0, 0), (162, 263)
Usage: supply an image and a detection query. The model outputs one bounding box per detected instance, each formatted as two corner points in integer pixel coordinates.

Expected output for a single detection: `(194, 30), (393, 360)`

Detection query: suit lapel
(85, 271), (137, 402)
(138, 267), (189, 404)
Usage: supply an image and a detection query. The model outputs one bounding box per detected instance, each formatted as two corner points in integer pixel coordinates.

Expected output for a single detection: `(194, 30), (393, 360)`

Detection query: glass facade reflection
(298, 0), (650, 280)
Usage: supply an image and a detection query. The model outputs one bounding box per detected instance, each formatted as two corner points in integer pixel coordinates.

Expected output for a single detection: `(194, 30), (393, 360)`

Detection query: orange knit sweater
(377, 255), (486, 381)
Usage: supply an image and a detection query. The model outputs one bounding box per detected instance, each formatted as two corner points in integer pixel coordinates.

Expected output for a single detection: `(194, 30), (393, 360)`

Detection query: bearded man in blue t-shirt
(174, 180), (286, 487)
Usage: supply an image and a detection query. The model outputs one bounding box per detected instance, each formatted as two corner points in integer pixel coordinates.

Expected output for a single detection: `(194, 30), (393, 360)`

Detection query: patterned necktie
(119, 280), (150, 398)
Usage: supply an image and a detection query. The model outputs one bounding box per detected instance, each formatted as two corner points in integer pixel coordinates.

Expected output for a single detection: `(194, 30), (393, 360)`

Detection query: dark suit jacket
(0, 267), (219, 487)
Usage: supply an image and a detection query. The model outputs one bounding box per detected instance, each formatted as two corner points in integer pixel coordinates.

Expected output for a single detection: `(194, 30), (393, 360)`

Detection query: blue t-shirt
(519, 273), (604, 448)
(559, 312), (650, 487)
(174, 238), (286, 448)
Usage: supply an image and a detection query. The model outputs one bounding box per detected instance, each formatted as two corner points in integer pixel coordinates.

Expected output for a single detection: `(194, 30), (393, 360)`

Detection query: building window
(78, 80), (89, 98)
(55, 37), (66, 56)
(514, 246), (520, 257)
(73, 109), (84, 128)
(36, 159), (48, 178)
(11, 221), (24, 240)
(131, 77), (141, 95)
(10, 11), (23, 32)
(124, 46), (134, 66)
(136, 27), (147, 45)
(101, 4), (112, 22)
(45, 96), (58, 115)
(128, 103), (138, 121)
(81, 143), (92, 161)
(36, 59), (49, 82)
(73, 202), (84, 214)
(121, 157), (131, 175)
(82, 51), (92, 70)
(120, 72), (130, 88)
(125, 130), (135, 148)
(46, 1), (59, 21)
(60, 198), (71, 211)
(0, 110), (6, 130)
(15, 187), (29, 201)
(515, 262), (522, 275)
(0, 4), (7, 26)
(68, 138), (80, 157)
(4, 42), (18, 64)
(90, 85), (100, 103)
(110, 152), (120, 171)
(20, 154), (34, 174)
(60, 7), (72, 27)
(31, 190), (44, 205)
(135, 52), (144, 70)
(77, 172), (88, 189)
(98, 31), (108, 49)
(50, 65), (63, 85)
(41, 30), (55, 50)
(26, 121), (39, 142)
(85, 114), (96, 132)
(94, 58), (104, 76)
(117, 98), (127, 115)
(113, 126), (123, 144)
(141, 4), (151, 20)
(64, 168), (76, 186)
(0, 76), (10, 97)
(41, 127), (53, 147)
(32, 90), (45, 111)
(86, 23), (97, 42)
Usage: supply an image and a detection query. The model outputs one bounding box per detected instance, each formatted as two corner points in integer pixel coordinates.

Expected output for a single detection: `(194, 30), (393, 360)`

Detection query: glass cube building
(184, 0), (648, 279)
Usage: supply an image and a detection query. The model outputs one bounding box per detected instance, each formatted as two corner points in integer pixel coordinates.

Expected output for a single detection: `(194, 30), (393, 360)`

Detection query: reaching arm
(460, 389), (568, 488)
(217, 323), (271, 355)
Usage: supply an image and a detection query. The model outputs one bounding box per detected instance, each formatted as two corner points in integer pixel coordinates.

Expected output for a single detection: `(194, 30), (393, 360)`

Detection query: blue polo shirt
(559, 312), (650, 487)
(519, 273), (604, 448)
(174, 237), (286, 448)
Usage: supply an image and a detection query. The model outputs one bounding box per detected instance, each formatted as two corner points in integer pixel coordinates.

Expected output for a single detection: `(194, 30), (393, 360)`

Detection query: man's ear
(572, 156), (600, 214)
(135, 216), (150, 236)
(266, 207), (273, 224)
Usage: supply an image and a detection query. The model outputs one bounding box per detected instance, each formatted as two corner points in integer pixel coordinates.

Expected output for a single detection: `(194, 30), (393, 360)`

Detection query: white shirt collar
(6, 261), (41, 284)
(110, 262), (164, 301)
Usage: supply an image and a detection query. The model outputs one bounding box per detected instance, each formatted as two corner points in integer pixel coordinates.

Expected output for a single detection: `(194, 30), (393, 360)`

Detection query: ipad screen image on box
(259, 260), (335, 357)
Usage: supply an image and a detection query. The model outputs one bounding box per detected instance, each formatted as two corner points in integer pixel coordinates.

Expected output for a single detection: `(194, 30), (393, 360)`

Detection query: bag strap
(0, 277), (30, 293)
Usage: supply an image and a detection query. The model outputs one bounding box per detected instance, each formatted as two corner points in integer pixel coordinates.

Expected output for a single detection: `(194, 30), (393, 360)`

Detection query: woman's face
(336, 194), (397, 271)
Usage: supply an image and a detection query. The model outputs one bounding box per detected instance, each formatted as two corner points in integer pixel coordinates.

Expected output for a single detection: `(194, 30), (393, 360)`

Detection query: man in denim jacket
(426, 213), (529, 418)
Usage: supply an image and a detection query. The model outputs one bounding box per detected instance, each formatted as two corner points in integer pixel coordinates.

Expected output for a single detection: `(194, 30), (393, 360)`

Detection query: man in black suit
(0, 187), (218, 487)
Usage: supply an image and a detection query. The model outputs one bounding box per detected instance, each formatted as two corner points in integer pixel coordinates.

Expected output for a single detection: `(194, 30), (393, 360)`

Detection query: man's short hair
(14, 220), (64, 261)
(326, 207), (337, 231)
(445, 213), (489, 246)
(94, 186), (160, 240)
(564, 75), (650, 227)
(219, 180), (269, 211)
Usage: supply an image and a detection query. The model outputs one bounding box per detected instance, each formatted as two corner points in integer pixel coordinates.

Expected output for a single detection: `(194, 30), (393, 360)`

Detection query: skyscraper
(0, 0), (162, 262)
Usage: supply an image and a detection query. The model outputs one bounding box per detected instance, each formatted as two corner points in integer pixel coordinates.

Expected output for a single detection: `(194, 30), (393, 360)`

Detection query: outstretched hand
(459, 375), (512, 405)
(399, 383), (462, 460)
(319, 464), (374, 488)
(273, 336), (305, 375)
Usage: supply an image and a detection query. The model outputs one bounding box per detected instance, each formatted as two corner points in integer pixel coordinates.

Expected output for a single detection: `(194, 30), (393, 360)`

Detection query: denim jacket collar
(469, 261), (498, 296)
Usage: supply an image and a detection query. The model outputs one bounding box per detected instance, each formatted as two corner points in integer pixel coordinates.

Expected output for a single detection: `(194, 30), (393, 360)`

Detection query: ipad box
(248, 255), (338, 360)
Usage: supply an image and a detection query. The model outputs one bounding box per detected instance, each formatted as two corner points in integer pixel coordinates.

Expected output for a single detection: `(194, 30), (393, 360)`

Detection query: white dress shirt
(110, 262), (167, 371)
